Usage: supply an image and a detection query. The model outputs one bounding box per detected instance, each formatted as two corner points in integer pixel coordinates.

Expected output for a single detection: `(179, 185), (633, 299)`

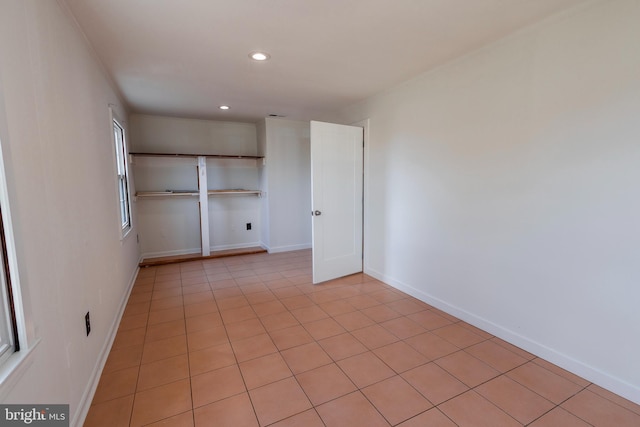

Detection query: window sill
(0, 338), (41, 401)
(120, 225), (133, 242)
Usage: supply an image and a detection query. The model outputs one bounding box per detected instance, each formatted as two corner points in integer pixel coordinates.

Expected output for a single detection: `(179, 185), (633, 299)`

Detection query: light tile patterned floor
(84, 250), (640, 426)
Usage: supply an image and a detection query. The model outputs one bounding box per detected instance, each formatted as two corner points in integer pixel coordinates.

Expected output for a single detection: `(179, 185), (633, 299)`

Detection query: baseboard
(265, 243), (311, 254)
(74, 260), (141, 427)
(363, 266), (640, 405)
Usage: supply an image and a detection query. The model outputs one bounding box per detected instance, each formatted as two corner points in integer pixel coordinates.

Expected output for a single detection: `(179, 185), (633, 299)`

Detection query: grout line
(127, 268), (156, 427)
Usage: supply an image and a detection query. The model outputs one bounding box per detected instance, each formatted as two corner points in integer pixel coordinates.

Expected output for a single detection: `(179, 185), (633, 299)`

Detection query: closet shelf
(208, 189), (262, 196)
(136, 191), (198, 198)
(130, 152), (264, 159)
(136, 189), (262, 198)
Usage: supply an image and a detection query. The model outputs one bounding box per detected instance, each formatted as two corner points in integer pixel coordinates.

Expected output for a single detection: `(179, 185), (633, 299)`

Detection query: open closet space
(130, 115), (313, 263)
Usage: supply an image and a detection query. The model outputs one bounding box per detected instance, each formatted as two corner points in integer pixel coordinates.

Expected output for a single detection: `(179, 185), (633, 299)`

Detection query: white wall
(0, 0), (139, 424)
(336, 0), (640, 403)
(130, 114), (257, 156)
(262, 118), (312, 252)
(130, 114), (262, 256)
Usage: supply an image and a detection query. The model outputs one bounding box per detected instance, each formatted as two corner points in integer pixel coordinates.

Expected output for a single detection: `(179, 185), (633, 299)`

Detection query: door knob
(313, 210), (322, 216)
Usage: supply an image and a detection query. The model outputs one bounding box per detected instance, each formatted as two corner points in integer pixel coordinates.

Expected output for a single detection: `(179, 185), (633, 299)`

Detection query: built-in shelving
(131, 152), (263, 258)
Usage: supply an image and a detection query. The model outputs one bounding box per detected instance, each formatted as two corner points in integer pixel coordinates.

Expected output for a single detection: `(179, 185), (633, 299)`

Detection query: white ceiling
(64, 0), (586, 123)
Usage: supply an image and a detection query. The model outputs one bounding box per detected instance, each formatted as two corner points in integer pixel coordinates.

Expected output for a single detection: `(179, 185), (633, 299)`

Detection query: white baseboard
(74, 259), (141, 427)
(363, 266), (640, 405)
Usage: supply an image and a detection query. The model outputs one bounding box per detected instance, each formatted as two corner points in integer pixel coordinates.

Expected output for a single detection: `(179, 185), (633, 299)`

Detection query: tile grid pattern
(85, 250), (640, 426)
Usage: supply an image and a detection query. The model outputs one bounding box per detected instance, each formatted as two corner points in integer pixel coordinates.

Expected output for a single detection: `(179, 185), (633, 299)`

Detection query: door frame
(351, 118), (369, 278)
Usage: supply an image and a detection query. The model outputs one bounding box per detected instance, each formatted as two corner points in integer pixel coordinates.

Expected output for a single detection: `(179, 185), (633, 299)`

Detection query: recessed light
(219, 105), (230, 110)
(249, 51), (270, 61)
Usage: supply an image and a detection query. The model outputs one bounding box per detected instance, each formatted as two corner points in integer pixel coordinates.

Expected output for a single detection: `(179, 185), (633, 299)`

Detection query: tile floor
(84, 250), (640, 426)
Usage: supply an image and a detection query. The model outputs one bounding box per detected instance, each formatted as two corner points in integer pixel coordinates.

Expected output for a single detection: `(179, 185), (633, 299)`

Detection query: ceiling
(64, 0), (586, 123)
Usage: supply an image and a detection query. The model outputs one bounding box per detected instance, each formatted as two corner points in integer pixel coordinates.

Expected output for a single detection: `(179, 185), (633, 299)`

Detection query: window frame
(0, 205), (19, 366)
(110, 108), (132, 238)
(0, 75), (38, 398)
(0, 121), (35, 395)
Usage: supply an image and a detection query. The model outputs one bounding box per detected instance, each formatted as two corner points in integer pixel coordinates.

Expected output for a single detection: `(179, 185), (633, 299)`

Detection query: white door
(311, 121), (363, 284)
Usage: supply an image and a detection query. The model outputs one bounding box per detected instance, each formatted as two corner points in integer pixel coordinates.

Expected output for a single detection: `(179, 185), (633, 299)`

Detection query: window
(0, 207), (18, 365)
(0, 119), (23, 372)
(112, 116), (131, 234)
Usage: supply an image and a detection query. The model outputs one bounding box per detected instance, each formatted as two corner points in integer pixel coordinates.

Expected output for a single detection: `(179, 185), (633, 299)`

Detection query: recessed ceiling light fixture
(249, 51), (270, 61)
(219, 105), (230, 110)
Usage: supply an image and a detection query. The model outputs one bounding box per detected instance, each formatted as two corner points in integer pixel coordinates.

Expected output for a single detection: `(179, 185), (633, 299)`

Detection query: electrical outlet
(246, 223), (252, 230)
(85, 311), (91, 336)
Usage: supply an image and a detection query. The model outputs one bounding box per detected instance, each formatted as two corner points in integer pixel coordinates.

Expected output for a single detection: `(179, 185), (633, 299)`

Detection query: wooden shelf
(130, 152), (264, 159)
(208, 190), (261, 196)
(136, 189), (261, 198)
